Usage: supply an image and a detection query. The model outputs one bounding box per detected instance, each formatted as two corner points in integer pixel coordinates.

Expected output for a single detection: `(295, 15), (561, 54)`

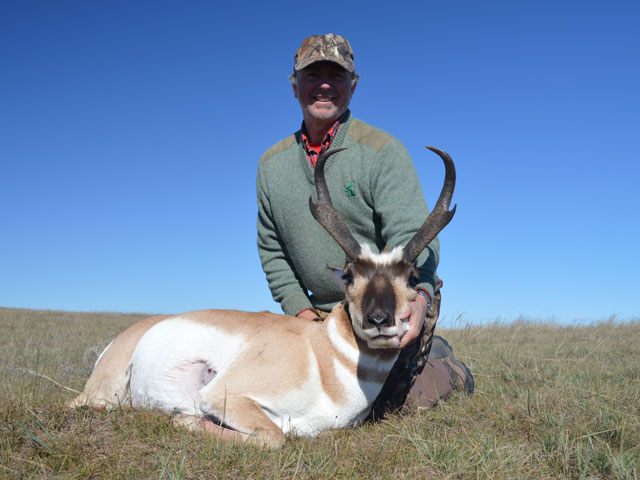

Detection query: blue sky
(2, 1), (638, 326)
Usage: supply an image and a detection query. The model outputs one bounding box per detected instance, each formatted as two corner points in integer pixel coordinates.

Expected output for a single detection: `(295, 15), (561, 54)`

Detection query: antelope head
(310, 146), (456, 349)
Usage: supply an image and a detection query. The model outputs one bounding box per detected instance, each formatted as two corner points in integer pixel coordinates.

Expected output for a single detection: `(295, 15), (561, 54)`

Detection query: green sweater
(257, 111), (439, 316)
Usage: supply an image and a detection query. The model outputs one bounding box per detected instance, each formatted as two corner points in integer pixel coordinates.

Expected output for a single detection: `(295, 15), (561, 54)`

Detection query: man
(257, 34), (472, 413)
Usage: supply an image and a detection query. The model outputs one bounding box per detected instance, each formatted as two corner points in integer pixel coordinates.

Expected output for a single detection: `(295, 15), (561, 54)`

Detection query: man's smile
(312, 95), (336, 102)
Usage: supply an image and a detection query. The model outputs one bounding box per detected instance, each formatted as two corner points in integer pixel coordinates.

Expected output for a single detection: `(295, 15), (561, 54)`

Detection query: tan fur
(392, 276), (418, 311)
(184, 310), (313, 396)
(68, 315), (170, 409)
(172, 414), (260, 445)
(344, 275), (368, 327)
(70, 305), (378, 413)
(196, 394), (286, 447)
(184, 306), (390, 405)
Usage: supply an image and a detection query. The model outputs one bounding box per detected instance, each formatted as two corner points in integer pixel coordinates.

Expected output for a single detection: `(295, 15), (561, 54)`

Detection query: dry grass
(1, 306), (639, 479)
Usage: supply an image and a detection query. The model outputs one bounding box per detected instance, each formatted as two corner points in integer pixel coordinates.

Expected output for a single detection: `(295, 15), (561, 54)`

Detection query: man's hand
(297, 308), (321, 321)
(397, 293), (429, 349)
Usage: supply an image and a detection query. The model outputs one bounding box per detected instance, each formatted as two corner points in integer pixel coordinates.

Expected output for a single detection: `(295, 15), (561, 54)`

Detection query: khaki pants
(406, 336), (472, 408)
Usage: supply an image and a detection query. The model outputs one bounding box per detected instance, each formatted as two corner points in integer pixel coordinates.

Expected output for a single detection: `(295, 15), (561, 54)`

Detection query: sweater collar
(297, 110), (353, 184)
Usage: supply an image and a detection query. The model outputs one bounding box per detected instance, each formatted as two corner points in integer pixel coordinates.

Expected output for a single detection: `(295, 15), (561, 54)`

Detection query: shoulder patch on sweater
(259, 134), (298, 164)
(346, 119), (394, 153)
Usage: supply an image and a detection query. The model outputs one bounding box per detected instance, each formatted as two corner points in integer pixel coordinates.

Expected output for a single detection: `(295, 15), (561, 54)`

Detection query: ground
(1, 307), (638, 479)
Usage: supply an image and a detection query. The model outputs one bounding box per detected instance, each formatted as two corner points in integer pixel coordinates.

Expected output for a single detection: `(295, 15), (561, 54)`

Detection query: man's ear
(292, 81), (298, 99)
(327, 266), (347, 293)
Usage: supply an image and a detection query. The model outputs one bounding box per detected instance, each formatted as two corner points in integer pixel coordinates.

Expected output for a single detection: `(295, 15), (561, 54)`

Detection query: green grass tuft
(1, 307), (639, 479)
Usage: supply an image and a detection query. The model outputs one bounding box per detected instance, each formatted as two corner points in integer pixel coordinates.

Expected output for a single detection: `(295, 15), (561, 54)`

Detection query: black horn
(402, 146), (457, 263)
(309, 147), (362, 260)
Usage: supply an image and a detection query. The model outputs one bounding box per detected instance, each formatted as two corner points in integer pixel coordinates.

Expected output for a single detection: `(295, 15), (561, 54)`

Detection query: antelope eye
(342, 270), (353, 284)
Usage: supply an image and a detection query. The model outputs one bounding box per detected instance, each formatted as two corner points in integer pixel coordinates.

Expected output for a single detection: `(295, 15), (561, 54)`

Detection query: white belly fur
(128, 317), (247, 415)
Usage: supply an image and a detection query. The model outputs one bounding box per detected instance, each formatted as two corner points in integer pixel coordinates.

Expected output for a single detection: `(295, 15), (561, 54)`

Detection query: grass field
(1, 306), (639, 479)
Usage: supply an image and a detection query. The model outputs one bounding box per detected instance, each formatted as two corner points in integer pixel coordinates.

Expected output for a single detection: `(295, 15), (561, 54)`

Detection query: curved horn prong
(402, 146), (457, 263)
(309, 147), (362, 260)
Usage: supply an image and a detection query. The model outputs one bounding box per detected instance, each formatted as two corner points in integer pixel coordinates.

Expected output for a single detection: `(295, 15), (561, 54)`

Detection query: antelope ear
(327, 266), (347, 293)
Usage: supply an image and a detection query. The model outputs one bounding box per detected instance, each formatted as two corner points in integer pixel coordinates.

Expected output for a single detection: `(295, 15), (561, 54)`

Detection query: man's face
(293, 61), (356, 124)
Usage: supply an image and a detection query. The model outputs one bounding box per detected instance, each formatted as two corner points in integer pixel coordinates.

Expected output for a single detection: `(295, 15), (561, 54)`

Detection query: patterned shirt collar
(300, 112), (346, 167)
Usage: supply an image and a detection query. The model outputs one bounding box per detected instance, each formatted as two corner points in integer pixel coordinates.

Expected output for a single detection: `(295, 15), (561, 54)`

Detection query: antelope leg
(172, 414), (252, 443)
(200, 394), (285, 448)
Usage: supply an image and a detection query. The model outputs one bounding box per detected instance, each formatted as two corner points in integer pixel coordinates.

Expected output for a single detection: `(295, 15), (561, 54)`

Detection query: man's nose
(316, 77), (333, 88)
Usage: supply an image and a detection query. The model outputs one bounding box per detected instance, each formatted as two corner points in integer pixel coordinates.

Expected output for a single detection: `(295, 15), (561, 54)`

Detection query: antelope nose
(367, 312), (389, 328)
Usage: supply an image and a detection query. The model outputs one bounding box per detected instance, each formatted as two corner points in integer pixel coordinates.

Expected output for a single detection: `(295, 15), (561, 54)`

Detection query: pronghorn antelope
(69, 146), (456, 448)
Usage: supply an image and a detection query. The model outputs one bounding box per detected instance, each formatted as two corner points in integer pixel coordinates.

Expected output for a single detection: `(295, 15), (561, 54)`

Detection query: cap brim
(294, 56), (354, 73)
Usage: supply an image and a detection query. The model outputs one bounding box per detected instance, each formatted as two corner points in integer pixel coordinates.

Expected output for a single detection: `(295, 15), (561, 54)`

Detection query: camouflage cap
(293, 34), (356, 74)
